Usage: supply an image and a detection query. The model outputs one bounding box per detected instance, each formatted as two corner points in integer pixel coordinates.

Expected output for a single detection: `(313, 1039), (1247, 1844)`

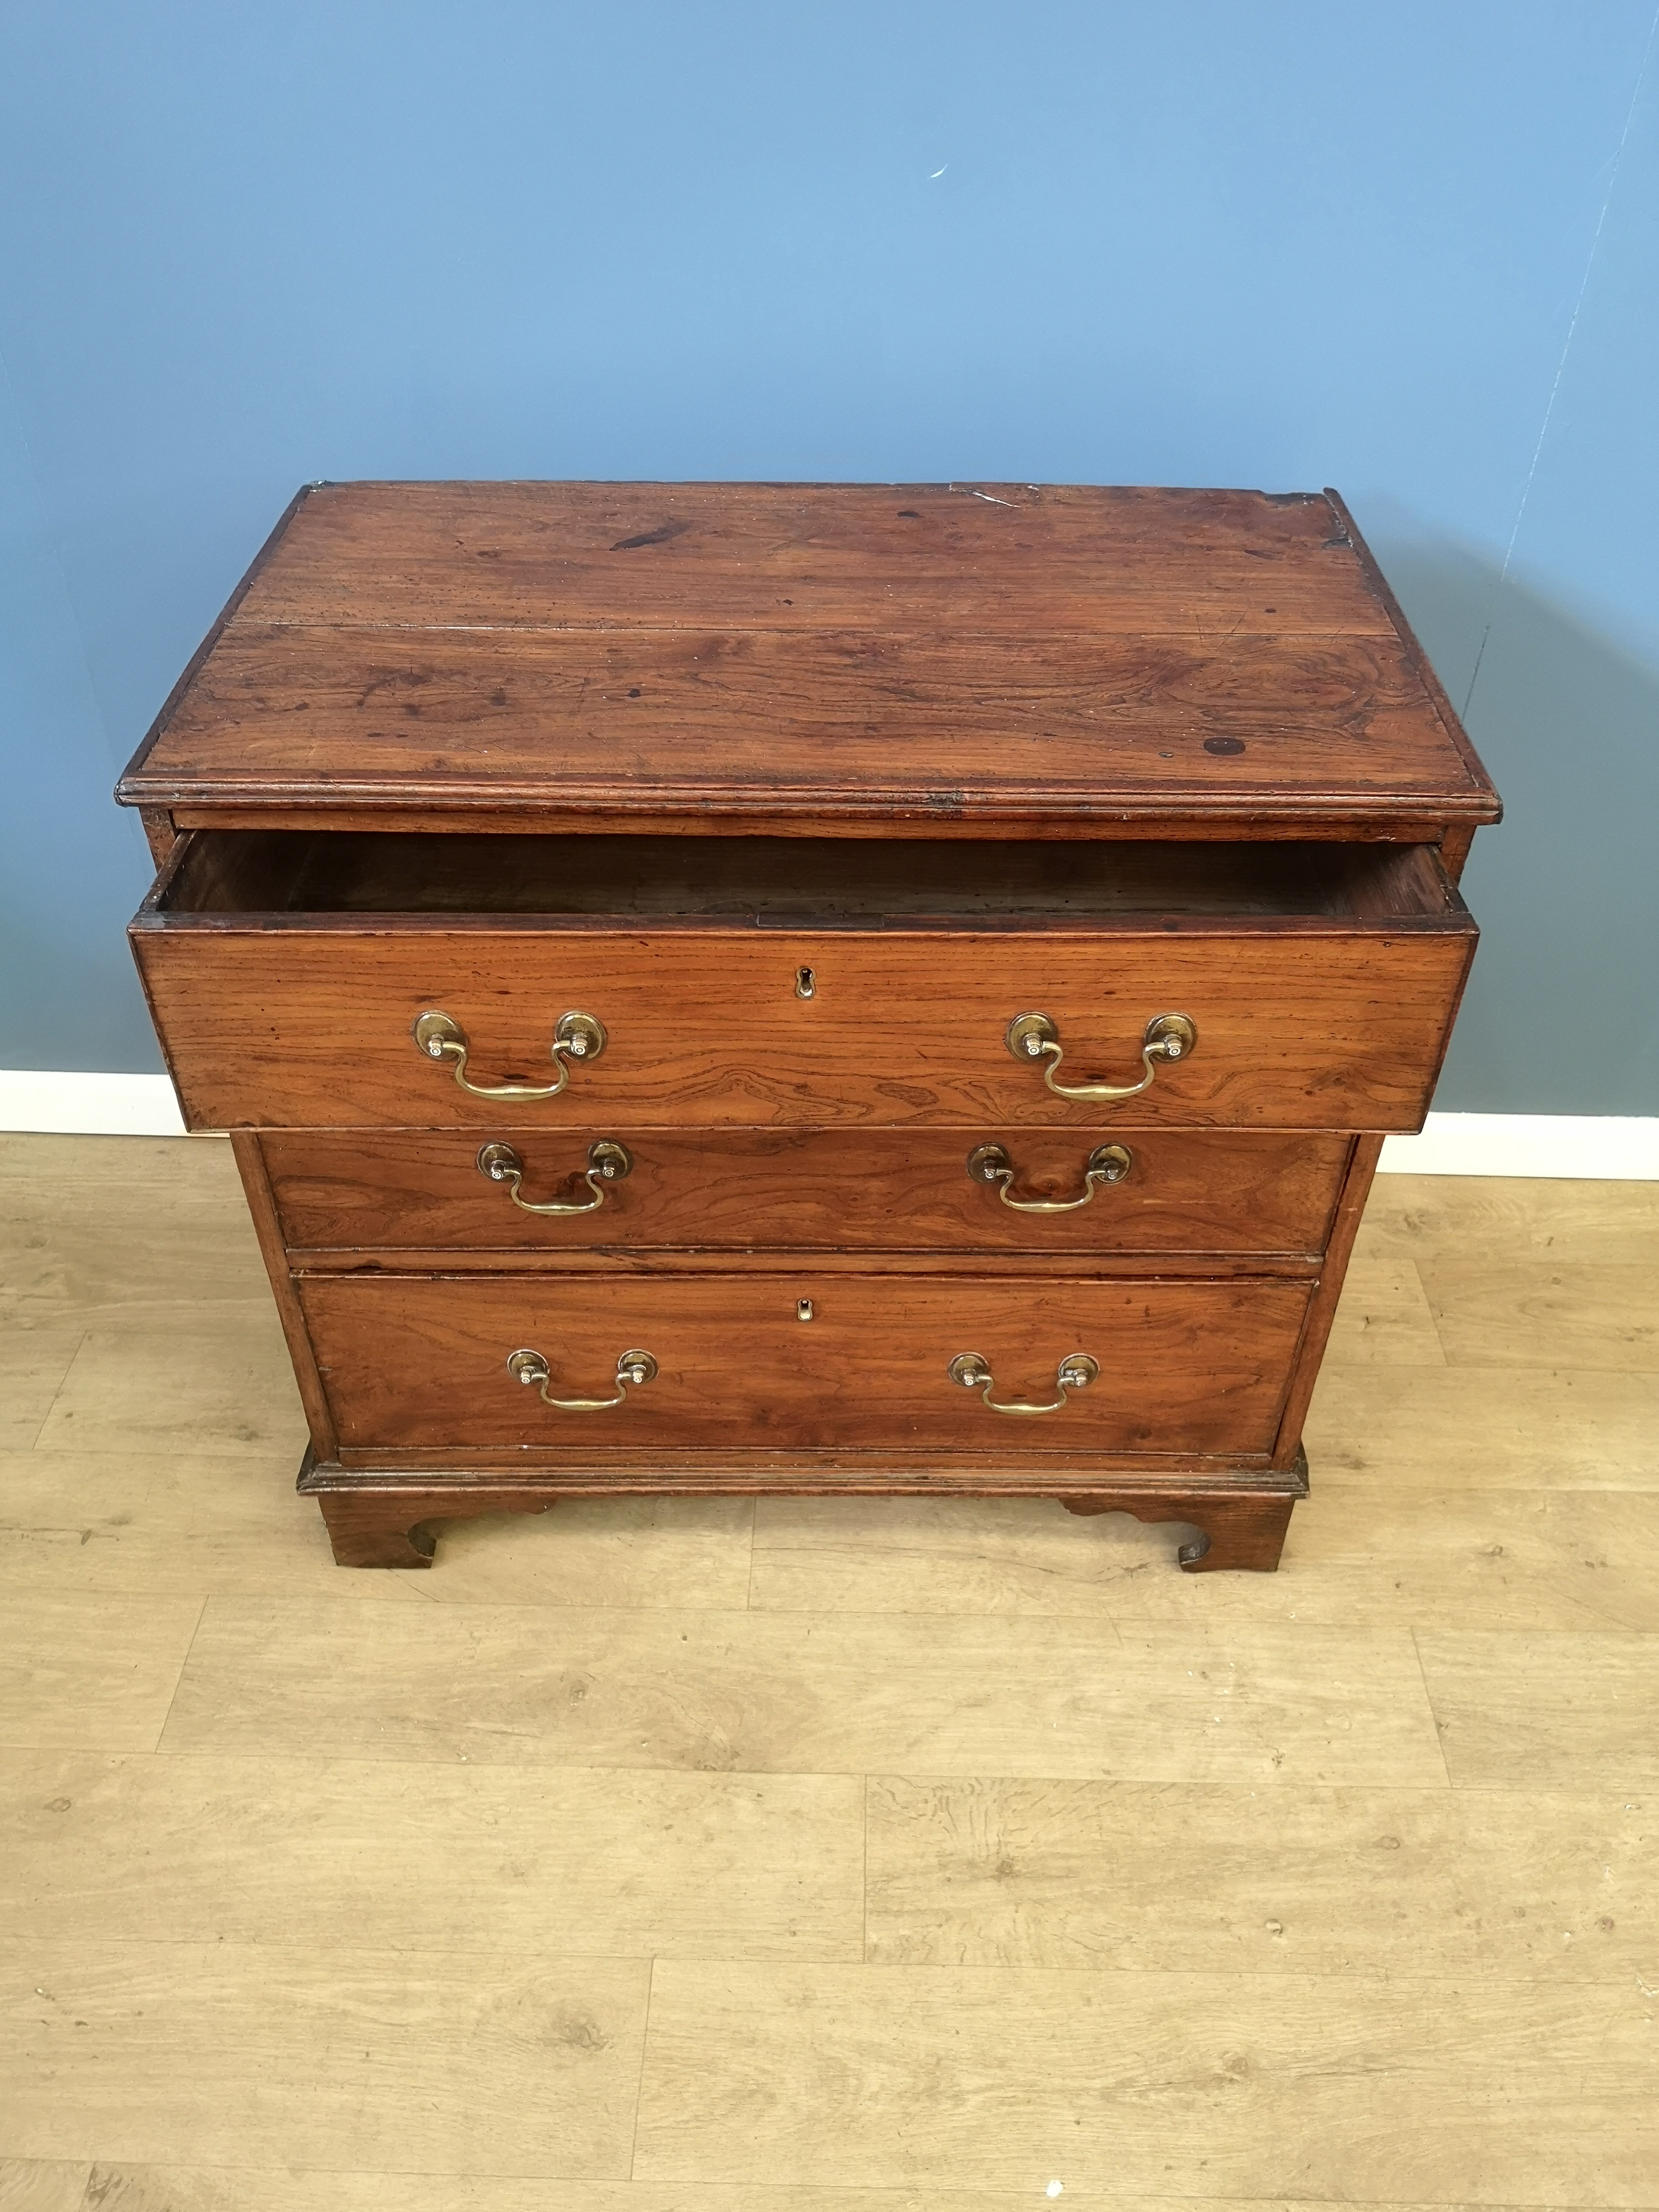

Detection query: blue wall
(3, 2), (1655, 1107)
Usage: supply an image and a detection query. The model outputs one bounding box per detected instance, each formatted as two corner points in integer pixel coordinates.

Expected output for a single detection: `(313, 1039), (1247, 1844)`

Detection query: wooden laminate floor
(1, 1134), (1657, 2211)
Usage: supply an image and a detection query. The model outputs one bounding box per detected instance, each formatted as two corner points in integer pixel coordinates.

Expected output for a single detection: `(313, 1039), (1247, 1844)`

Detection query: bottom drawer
(298, 1272), (1312, 1457)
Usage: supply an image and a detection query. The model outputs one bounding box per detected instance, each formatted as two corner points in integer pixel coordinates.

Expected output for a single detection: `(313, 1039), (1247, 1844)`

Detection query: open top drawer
(130, 831), (1476, 1131)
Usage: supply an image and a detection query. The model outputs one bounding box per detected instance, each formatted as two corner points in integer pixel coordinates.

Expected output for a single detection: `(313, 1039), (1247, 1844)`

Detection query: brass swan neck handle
(507, 1346), (657, 1412)
(414, 1010), (606, 1101)
(1005, 1011), (1196, 1102)
(948, 1351), (1099, 1415)
(968, 1141), (1132, 1212)
(478, 1139), (631, 1215)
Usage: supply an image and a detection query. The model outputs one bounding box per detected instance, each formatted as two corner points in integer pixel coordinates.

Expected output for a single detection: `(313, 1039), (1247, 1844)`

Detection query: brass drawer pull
(413, 1009), (606, 1100)
(477, 1139), (631, 1215)
(1006, 1010), (1196, 1101)
(948, 1350), (1099, 1415)
(967, 1140), (1131, 1212)
(508, 1346), (657, 1411)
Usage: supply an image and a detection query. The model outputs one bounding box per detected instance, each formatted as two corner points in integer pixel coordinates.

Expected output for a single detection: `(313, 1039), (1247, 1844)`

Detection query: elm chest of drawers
(119, 481), (1499, 1571)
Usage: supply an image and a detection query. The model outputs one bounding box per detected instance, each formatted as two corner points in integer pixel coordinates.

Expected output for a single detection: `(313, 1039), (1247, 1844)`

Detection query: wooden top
(118, 482), (1500, 833)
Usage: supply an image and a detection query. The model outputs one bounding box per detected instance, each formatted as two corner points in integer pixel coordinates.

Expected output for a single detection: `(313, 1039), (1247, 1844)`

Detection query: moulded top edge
(119, 782), (1505, 829)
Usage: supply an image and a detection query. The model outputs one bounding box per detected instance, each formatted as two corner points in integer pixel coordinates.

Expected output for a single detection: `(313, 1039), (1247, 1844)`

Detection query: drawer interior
(155, 830), (1461, 927)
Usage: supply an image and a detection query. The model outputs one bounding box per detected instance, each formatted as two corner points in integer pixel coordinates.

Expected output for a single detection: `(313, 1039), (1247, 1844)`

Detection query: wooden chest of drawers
(119, 482), (1498, 1570)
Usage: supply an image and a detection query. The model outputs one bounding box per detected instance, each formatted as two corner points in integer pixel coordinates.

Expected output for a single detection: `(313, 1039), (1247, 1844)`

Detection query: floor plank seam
(24, 1329), (89, 1452)
(121, 1754), (1504, 1785)
(2, 1935), (1652, 1984)
(41, 2182), (1659, 2210)
(0, 1932), (826, 1964)
(20, 2165), (1659, 2206)
(1409, 1623), (1455, 1789)
(860, 1771), (871, 1963)
(1412, 1250), (1460, 1368)
(626, 1954), (655, 2181)
(138, 1590), (210, 1756)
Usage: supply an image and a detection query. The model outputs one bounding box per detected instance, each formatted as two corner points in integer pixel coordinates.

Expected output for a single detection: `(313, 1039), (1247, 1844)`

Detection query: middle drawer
(262, 1127), (1351, 1256)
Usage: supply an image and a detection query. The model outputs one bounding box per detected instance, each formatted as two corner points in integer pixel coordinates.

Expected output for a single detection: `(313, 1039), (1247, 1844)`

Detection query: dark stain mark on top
(357, 668), (431, 708)
(1204, 737), (1247, 756)
(611, 519), (692, 551)
(628, 688), (642, 698)
(897, 509), (921, 518)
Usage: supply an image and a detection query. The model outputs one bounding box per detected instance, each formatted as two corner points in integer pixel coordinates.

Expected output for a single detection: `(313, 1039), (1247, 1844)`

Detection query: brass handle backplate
(1005, 1011), (1196, 1102)
(478, 1139), (631, 1215)
(948, 1350), (1099, 1416)
(967, 1141), (1132, 1212)
(414, 1009), (606, 1100)
(508, 1346), (657, 1412)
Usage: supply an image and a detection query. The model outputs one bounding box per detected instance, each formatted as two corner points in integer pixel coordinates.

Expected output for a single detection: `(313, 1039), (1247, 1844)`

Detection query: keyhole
(795, 966), (816, 999)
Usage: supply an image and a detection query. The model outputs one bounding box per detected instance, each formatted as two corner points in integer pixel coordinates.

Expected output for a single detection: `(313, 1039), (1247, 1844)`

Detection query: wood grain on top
(118, 481), (1500, 828)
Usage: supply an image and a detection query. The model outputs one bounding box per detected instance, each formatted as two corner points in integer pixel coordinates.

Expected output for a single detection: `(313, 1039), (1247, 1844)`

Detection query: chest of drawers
(119, 481), (1498, 1570)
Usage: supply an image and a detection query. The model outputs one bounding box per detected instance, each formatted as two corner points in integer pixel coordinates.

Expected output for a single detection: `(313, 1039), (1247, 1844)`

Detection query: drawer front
(264, 1127), (1350, 1256)
(297, 1272), (1312, 1456)
(133, 923), (1474, 1132)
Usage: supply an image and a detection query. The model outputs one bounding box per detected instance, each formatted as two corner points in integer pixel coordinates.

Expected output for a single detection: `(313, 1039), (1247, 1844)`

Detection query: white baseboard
(0, 1074), (1654, 1177)
(1376, 1113), (1659, 1178)
(0, 1070), (188, 1136)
